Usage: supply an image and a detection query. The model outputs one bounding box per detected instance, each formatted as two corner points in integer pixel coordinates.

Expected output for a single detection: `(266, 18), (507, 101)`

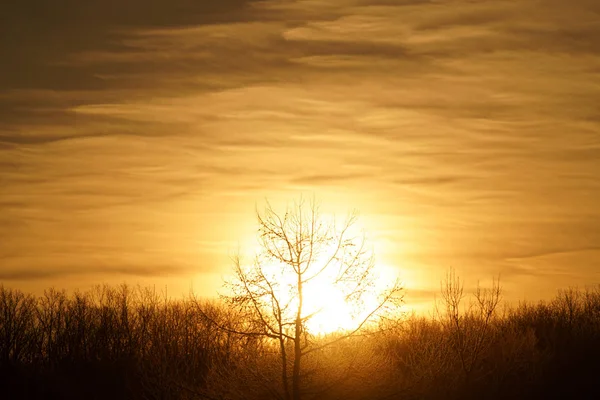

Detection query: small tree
(202, 198), (403, 400)
(436, 268), (502, 384)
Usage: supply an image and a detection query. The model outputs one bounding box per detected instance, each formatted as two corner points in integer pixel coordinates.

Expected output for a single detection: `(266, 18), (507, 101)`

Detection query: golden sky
(1, 0), (599, 310)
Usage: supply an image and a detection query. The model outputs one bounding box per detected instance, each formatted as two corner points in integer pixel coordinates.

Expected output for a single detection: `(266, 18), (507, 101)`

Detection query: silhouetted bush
(0, 282), (599, 399)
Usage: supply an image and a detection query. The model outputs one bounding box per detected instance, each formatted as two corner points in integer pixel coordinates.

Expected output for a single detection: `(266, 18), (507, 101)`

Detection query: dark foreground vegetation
(1, 282), (599, 400)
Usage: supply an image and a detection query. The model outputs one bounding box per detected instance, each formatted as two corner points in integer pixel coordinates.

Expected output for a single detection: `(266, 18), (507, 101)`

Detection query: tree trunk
(292, 276), (303, 400)
(279, 336), (291, 400)
(292, 333), (301, 400)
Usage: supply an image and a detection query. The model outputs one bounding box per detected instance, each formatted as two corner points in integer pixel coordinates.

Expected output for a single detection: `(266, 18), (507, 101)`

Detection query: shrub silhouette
(0, 279), (599, 399)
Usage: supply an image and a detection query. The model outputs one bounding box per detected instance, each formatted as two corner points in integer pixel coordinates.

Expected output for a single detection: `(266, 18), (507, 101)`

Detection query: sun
(302, 277), (356, 334)
(230, 203), (403, 336)
(296, 262), (398, 335)
(239, 257), (396, 336)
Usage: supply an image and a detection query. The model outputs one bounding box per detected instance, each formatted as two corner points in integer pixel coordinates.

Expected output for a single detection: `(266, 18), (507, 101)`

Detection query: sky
(1, 0), (599, 310)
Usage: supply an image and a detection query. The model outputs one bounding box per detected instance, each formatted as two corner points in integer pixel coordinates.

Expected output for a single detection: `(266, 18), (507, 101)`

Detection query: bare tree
(436, 268), (502, 384)
(200, 197), (403, 400)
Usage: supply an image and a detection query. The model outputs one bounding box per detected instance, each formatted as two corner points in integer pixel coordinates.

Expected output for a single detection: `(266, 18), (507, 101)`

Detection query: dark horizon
(1, 281), (599, 400)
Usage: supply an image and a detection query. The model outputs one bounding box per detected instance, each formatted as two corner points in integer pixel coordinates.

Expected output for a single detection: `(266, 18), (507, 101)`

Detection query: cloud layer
(1, 0), (599, 304)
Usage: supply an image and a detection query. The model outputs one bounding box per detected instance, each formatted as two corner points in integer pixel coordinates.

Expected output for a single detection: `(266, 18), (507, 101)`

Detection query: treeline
(0, 282), (599, 400)
(0, 285), (253, 399)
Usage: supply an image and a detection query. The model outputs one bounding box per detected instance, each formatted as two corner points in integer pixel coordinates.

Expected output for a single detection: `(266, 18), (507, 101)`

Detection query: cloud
(0, 0), (598, 300)
(291, 172), (372, 186)
(0, 264), (188, 281)
(0, 0), (262, 87)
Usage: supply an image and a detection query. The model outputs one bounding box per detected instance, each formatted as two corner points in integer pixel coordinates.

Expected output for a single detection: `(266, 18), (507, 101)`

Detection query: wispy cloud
(0, 0), (599, 299)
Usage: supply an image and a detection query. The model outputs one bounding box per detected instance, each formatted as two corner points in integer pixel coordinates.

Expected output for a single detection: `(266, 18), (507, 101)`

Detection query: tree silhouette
(203, 197), (403, 400)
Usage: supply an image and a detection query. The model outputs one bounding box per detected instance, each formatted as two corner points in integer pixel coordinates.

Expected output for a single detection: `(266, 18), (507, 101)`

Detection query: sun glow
(301, 263), (398, 334)
(229, 204), (403, 336)
(261, 259), (398, 335)
(224, 254), (400, 335)
(302, 274), (357, 334)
